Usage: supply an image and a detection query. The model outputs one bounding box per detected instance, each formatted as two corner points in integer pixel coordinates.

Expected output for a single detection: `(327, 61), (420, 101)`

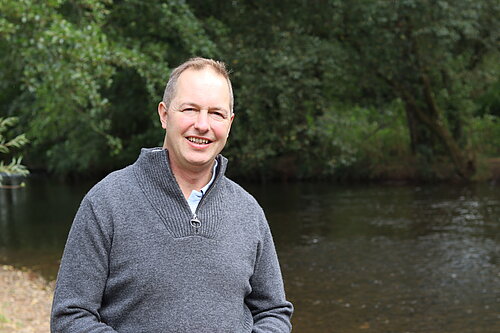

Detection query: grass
(0, 312), (22, 332)
(0, 313), (8, 323)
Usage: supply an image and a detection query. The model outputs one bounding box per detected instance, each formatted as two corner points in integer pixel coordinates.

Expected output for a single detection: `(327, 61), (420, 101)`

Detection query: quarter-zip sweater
(51, 148), (293, 333)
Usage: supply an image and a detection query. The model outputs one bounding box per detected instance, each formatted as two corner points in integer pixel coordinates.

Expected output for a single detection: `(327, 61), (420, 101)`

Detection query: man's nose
(194, 110), (210, 132)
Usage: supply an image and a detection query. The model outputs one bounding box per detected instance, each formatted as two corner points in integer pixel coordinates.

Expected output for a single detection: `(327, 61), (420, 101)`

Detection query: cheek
(168, 116), (193, 133)
(212, 123), (231, 139)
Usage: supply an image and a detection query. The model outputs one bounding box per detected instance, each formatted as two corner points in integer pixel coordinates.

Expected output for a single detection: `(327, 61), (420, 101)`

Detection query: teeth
(188, 137), (209, 144)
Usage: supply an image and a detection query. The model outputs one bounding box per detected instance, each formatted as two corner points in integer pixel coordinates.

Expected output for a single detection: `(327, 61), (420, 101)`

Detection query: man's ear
(227, 113), (235, 138)
(158, 102), (168, 129)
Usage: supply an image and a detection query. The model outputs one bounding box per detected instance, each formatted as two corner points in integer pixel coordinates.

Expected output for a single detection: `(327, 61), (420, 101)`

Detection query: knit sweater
(51, 148), (293, 333)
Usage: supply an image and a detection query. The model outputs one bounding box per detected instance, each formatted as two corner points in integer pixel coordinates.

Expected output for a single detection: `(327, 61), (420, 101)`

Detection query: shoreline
(0, 265), (53, 333)
(19, 157), (500, 184)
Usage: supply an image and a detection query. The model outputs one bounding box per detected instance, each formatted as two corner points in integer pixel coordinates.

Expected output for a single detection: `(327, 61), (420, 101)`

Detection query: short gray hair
(162, 57), (234, 113)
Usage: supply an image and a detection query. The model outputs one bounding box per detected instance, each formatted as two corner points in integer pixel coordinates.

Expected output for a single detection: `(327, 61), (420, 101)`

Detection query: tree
(193, 0), (499, 180)
(1, 0), (497, 180)
(334, 0), (500, 179)
(0, 0), (217, 175)
(189, 0), (349, 179)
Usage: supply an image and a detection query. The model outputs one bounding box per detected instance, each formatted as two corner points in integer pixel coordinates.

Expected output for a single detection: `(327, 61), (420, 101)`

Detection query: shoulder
(84, 165), (136, 207)
(222, 177), (263, 211)
(221, 177), (271, 233)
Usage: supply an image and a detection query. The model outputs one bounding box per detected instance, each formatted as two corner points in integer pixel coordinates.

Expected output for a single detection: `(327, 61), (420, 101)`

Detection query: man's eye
(210, 111), (226, 119)
(182, 108), (197, 112)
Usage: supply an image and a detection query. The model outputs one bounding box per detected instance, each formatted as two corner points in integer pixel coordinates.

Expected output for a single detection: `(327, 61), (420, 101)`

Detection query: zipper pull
(190, 214), (201, 234)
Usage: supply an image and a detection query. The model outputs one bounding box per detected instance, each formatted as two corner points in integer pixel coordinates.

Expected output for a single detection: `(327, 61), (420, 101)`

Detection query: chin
(186, 157), (214, 168)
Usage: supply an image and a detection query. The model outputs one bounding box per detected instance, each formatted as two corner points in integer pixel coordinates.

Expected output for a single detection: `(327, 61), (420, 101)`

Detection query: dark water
(1, 179), (499, 332)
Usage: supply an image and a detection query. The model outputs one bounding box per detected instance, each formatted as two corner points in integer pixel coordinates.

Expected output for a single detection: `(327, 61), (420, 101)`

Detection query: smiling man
(158, 61), (234, 199)
(51, 58), (293, 333)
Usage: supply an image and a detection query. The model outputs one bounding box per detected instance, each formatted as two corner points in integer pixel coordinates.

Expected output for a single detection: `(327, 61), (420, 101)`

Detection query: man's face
(158, 67), (234, 172)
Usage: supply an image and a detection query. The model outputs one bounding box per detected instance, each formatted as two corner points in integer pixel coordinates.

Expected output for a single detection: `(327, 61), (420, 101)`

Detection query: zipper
(190, 214), (201, 234)
(189, 173), (217, 234)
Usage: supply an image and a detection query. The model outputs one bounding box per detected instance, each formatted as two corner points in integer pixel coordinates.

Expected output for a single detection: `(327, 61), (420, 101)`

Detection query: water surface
(1, 179), (499, 332)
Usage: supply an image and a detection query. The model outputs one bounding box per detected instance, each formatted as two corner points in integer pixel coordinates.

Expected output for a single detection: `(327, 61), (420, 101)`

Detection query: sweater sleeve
(51, 196), (118, 333)
(246, 217), (293, 333)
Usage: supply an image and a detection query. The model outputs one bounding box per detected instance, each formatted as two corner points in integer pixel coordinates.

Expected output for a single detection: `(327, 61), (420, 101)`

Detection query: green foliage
(0, 156), (29, 176)
(0, 117), (29, 182)
(190, 0), (349, 179)
(0, 117), (29, 153)
(0, 0), (217, 175)
(191, 0), (499, 180)
(0, 0), (498, 180)
(469, 115), (500, 157)
(330, 0), (499, 177)
(310, 100), (412, 180)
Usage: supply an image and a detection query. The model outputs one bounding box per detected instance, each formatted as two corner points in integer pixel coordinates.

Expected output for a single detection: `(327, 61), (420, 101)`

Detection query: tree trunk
(400, 89), (475, 179)
(404, 106), (419, 155)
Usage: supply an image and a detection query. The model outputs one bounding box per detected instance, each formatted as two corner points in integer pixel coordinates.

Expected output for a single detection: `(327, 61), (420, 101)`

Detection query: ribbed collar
(132, 147), (229, 239)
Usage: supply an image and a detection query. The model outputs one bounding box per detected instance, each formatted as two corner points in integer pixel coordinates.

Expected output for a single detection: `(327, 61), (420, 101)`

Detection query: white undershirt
(187, 160), (218, 214)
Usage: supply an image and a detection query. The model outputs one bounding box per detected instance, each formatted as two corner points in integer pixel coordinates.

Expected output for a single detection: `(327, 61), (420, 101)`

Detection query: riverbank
(0, 265), (53, 333)
(355, 156), (500, 183)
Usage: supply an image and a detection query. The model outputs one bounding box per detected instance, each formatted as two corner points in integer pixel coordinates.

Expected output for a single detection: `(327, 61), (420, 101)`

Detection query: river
(1, 178), (499, 332)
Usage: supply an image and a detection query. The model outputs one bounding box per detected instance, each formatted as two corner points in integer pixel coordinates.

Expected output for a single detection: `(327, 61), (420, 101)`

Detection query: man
(51, 58), (293, 332)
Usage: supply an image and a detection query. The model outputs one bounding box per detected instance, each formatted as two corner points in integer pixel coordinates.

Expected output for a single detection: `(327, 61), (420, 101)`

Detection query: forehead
(173, 68), (230, 108)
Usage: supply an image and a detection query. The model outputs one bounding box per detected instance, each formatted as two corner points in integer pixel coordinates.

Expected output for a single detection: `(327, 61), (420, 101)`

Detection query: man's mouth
(187, 137), (211, 145)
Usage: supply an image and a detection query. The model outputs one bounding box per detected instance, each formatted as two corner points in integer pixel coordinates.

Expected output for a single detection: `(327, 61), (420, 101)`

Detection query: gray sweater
(51, 148), (293, 332)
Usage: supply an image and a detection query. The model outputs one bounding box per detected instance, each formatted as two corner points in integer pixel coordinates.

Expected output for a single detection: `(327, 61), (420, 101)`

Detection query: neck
(169, 158), (215, 199)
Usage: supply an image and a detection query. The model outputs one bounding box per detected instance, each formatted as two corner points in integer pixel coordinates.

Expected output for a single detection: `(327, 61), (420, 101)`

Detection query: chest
(106, 202), (258, 297)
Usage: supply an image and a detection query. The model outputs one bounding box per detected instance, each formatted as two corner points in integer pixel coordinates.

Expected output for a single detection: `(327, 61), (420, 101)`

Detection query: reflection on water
(0, 177), (94, 279)
(246, 182), (500, 333)
(1, 179), (499, 332)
